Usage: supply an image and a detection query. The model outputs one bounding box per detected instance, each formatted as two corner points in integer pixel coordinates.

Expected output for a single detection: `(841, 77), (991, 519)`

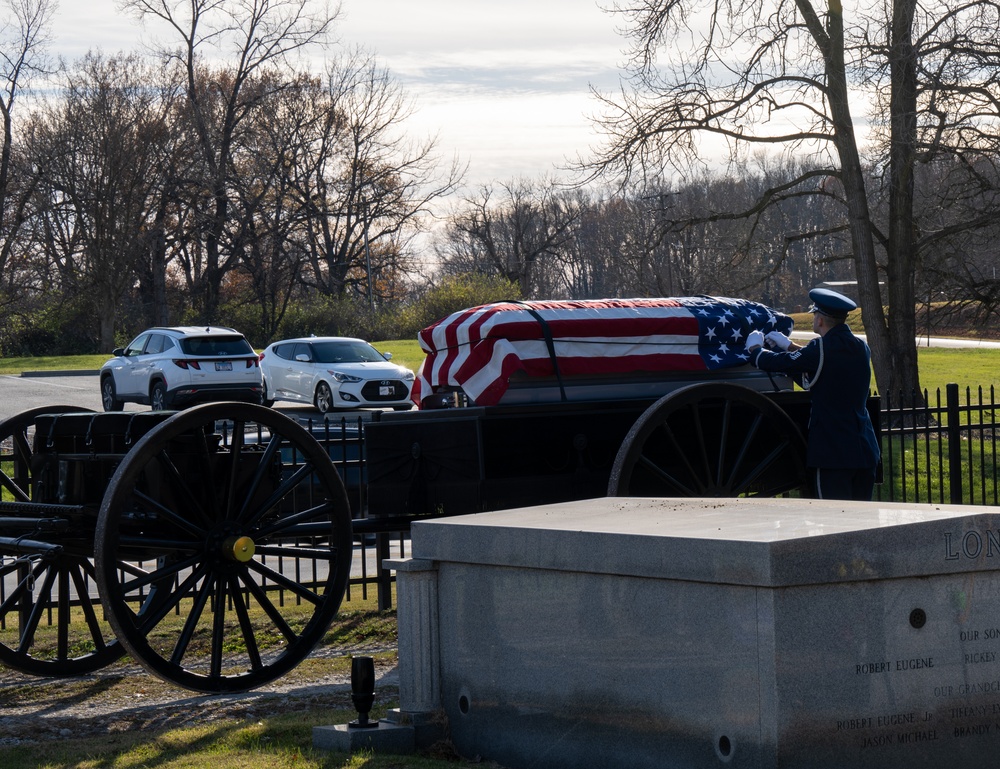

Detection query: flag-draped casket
(412, 296), (794, 408)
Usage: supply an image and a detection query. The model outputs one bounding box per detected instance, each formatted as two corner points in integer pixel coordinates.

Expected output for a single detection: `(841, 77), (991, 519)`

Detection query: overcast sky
(47, 0), (627, 192)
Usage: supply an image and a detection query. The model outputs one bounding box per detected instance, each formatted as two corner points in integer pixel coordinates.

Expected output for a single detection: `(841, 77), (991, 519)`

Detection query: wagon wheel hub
(223, 534), (256, 562)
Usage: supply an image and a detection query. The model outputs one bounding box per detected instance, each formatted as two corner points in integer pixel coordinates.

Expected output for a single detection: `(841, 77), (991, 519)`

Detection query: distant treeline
(2, 47), (998, 354)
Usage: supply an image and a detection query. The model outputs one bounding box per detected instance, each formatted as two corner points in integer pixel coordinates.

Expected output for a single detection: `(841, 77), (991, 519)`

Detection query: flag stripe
(414, 296), (792, 407)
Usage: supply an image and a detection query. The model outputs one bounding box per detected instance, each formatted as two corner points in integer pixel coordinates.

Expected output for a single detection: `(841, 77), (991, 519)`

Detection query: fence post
(946, 383), (963, 505)
(376, 533), (393, 610)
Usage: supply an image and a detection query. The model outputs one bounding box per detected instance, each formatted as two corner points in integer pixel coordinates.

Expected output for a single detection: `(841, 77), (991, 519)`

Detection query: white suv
(100, 326), (263, 411)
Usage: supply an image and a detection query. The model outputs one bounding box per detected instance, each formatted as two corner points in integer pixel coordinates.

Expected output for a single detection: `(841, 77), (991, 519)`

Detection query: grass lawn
(0, 711), (479, 769)
(0, 340), (429, 377)
(915, 347), (1000, 395)
(0, 593), (484, 769)
(2, 338), (998, 394)
(0, 329), (996, 768)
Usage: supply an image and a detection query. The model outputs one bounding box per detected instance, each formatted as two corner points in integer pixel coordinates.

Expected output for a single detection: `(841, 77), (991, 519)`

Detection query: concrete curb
(20, 370), (101, 377)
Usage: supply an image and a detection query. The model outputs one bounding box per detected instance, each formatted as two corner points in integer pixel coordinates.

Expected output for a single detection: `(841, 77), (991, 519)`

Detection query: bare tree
(120, 0), (341, 322)
(444, 179), (580, 297)
(228, 73), (318, 339)
(29, 53), (175, 351)
(0, 0), (55, 288)
(297, 49), (462, 306)
(589, 0), (1000, 397)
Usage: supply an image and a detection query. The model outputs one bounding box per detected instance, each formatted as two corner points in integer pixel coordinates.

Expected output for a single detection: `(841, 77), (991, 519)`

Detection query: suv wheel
(150, 382), (169, 411)
(314, 382), (333, 414)
(101, 376), (124, 412)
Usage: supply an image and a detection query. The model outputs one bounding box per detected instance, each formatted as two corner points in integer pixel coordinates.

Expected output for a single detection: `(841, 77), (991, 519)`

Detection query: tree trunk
(884, 0), (922, 399)
(821, 0), (892, 394)
(151, 228), (169, 326)
(98, 293), (116, 353)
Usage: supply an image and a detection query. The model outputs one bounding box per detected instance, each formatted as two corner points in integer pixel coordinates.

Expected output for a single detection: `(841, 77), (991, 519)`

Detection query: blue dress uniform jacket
(750, 324), (880, 470)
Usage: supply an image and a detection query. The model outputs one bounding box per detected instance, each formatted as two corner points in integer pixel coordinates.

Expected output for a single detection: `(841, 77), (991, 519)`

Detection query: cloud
(339, 0), (625, 56)
(49, 0), (624, 188)
(390, 57), (620, 97)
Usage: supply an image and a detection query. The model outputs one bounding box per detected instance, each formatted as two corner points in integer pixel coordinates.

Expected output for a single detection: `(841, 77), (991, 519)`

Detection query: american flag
(413, 296), (793, 407)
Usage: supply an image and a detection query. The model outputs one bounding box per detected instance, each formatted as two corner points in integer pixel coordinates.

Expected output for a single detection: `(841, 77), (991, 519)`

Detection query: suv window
(125, 334), (150, 357)
(179, 336), (254, 357)
(144, 334), (170, 355)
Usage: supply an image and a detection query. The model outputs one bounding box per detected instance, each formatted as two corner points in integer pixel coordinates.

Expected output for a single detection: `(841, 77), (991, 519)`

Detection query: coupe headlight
(329, 370), (362, 383)
(401, 369), (415, 381)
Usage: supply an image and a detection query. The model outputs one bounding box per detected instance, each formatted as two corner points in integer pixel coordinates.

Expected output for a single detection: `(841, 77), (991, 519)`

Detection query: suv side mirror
(382, 352), (393, 361)
(112, 348), (124, 356)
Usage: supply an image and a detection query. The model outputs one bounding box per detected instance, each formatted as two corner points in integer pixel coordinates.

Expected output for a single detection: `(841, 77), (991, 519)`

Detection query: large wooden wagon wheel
(0, 405), (127, 675)
(94, 403), (353, 693)
(608, 383), (809, 498)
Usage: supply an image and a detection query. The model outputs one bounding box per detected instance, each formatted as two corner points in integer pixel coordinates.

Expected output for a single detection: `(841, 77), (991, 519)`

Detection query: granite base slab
(405, 497), (1000, 769)
(312, 721), (414, 754)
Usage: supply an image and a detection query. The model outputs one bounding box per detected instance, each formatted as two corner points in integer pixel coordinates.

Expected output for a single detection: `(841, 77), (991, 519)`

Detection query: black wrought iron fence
(874, 383), (999, 506)
(333, 387), (1000, 607)
(5, 390), (998, 631)
(300, 414), (405, 609)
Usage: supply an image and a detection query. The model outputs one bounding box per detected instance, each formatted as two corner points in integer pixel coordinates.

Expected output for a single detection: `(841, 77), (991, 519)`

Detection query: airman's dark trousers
(813, 467), (877, 501)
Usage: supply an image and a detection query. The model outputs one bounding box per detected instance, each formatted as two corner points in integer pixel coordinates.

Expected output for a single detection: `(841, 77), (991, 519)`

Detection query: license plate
(215, 361), (232, 371)
(380, 385), (394, 396)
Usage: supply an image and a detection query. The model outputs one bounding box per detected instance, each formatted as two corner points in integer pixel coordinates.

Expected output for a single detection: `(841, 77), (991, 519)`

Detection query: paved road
(4, 333), (996, 421)
(0, 372), (128, 421)
(0, 371), (397, 585)
(0, 372), (396, 424)
(791, 332), (1000, 348)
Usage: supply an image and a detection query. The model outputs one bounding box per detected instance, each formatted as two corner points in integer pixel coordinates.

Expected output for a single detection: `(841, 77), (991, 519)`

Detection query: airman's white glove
(765, 330), (792, 351)
(746, 330), (764, 351)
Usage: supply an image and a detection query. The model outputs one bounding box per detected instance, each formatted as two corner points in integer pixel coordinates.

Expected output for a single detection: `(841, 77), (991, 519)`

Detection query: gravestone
(393, 497), (1000, 769)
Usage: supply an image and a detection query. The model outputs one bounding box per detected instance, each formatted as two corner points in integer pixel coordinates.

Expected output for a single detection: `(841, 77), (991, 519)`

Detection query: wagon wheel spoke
(253, 501), (337, 538)
(1, 406), (91, 497)
(690, 402), (713, 489)
(0, 405), (127, 676)
(254, 544), (337, 560)
(636, 455), (698, 496)
(135, 562), (212, 635)
(0, 554), (124, 675)
(0, 429), (32, 501)
(69, 561), (113, 655)
(242, 462), (319, 530)
(94, 403), (353, 694)
(720, 408), (761, 491)
(14, 562), (55, 652)
(235, 430), (284, 522)
(245, 559), (323, 605)
(166, 571), (214, 666)
(225, 423), (247, 521)
(0, 560), (41, 611)
(238, 572), (298, 643)
(609, 383), (808, 499)
(635, 426), (700, 496)
(149, 448), (214, 530)
(130, 488), (208, 539)
(227, 574), (264, 672)
(210, 579), (226, 679)
(638, 422), (702, 495)
(118, 553), (203, 595)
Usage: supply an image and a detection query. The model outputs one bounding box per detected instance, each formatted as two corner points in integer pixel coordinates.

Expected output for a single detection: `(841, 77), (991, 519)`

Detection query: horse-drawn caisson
(0, 297), (867, 692)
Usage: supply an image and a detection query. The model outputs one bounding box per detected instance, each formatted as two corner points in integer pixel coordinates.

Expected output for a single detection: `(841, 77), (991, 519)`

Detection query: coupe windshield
(312, 341), (385, 364)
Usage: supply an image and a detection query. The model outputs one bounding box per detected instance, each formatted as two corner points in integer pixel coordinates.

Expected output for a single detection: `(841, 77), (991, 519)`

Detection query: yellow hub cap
(225, 535), (256, 562)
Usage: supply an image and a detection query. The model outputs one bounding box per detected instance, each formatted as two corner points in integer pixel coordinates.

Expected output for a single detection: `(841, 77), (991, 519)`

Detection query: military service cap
(808, 287), (856, 320)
